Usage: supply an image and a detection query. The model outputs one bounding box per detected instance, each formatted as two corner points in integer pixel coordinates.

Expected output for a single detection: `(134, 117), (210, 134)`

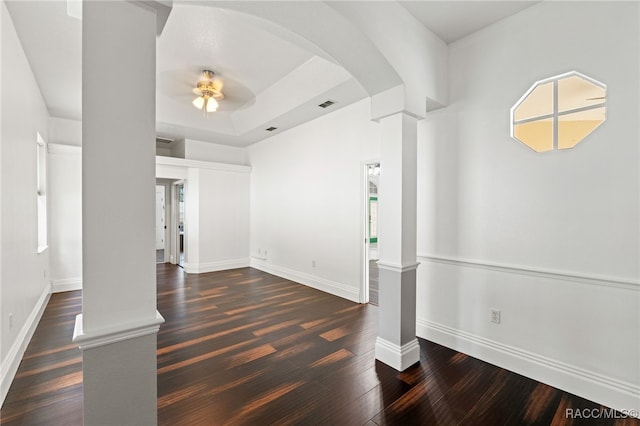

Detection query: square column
(73, 2), (169, 424)
(375, 111), (420, 371)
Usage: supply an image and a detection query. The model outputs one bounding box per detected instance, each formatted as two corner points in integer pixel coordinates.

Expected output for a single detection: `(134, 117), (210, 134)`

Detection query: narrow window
(36, 132), (48, 252)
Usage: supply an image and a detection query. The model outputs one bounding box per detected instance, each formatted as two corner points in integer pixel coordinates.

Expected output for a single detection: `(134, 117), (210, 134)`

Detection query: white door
(155, 185), (165, 250)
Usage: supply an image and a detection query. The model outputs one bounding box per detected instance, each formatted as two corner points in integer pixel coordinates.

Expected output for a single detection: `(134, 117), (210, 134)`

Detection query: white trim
(376, 261), (420, 274)
(374, 337), (420, 371)
(416, 318), (640, 416)
(1, 284), (51, 406)
(73, 311), (165, 350)
(184, 258), (250, 274)
(250, 258), (360, 303)
(417, 254), (639, 291)
(171, 181), (183, 267)
(51, 277), (82, 293)
(360, 160), (375, 304)
(155, 156), (251, 173)
(371, 110), (424, 122)
(47, 143), (82, 155)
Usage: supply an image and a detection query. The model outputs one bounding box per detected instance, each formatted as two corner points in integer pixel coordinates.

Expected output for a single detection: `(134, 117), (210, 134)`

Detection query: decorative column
(375, 111), (420, 371)
(73, 2), (170, 425)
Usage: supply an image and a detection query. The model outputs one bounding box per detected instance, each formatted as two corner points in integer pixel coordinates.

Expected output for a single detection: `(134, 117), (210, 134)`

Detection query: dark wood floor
(1, 264), (637, 425)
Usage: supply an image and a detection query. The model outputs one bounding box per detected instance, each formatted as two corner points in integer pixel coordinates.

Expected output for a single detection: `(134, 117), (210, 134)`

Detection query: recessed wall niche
(511, 72), (606, 152)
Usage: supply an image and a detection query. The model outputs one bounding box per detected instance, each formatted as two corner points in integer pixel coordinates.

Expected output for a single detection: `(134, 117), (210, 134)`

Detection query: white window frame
(36, 132), (48, 253)
(510, 71), (607, 151)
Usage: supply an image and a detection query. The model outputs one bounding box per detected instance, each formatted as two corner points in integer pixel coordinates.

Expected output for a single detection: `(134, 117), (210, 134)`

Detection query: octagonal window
(511, 72), (606, 152)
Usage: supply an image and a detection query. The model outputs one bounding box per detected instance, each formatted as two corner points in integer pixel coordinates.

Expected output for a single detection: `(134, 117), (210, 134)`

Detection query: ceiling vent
(265, 127), (278, 132)
(318, 100), (335, 108)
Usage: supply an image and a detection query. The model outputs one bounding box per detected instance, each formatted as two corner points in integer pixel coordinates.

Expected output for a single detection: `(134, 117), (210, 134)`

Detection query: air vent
(318, 100), (335, 108)
(266, 127), (278, 132)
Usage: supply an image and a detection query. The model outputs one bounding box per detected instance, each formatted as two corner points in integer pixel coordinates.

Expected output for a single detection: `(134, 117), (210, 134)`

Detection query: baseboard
(375, 337), (420, 371)
(250, 258), (360, 303)
(51, 277), (82, 293)
(184, 258), (250, 274)
(1, 283), (51, 407)
(417, 318), (640, 416)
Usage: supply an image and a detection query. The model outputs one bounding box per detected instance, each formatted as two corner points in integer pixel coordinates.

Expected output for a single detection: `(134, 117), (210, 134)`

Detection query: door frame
(171, 180), (185, 267)
(360, 159), (380, 304)
(155, 184), (167, 256)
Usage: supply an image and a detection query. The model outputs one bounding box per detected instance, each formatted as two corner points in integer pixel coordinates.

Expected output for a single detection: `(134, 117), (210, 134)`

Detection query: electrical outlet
(490, 309), (501, 324)
(9, 313), (13, 328)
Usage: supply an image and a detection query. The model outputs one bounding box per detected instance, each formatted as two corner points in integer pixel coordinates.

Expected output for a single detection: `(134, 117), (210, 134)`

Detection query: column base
(82, 333), (158, 426)
(73, 311), (164, 349)
(375, 336), (420, 371)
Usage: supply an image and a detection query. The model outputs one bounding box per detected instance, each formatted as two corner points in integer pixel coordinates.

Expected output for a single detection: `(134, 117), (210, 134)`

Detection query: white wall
(156, 138), (248, 164)
(49, 117), (82, 146)
(416, 1), (639, 413)
(48, 144), (82, 292)
(45, 147), (251, 293)
(329, 1), (448, 113)
(170, 139), (185, 159)
(156, 145), (172, 157)
(184, 139), (247, 165)
(47, 117), (82, 292)
(185, 167), (250, 273)
(1, 0), (51, 405)
(248, 98), (379, 302)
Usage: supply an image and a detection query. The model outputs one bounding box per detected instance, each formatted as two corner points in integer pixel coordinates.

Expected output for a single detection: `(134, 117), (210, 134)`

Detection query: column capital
(370, 85), (426, 122)
(377, 261), (420, 273)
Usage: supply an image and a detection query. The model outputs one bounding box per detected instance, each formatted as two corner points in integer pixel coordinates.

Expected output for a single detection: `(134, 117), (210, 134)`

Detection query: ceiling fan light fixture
(206, 97), (218, 112)
(192, 69), (224, 116)
(192, 96), (205, 109)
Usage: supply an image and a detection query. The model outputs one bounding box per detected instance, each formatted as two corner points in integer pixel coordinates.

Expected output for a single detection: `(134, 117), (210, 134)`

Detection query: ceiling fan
(192, 69), (224, 115)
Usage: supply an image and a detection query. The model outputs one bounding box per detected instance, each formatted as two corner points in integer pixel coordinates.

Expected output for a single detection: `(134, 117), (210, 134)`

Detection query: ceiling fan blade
(157, 69), (198, 98)
(586, 96), (606, 100)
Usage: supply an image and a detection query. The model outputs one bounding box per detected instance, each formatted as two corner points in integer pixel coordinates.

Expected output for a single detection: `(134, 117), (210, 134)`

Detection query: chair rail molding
(417, 254), (639, 291)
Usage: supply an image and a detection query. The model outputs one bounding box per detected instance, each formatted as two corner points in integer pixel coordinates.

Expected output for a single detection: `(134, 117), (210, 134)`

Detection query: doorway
(175, 182), (185, 268)
(156, 178), (183, 266)
(362, 162), (380, 305)
(155, 185), (166, 263)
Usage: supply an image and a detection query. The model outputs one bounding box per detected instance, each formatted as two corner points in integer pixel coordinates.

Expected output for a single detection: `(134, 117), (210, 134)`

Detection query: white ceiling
(153, 4), (367, 146)
(400, 1), (540, 44)
(6, 1), (539, 147)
